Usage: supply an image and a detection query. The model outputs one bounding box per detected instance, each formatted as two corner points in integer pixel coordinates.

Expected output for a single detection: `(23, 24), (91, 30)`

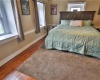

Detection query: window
(37, 2), (46, 27)
(0, 8), (4, 34)
(0, 20), (4, 35)
(71, 8), (81, 11)
(0, 1), (10, 36)
(67, 2), (86, 11)
(0, 0), (17, 39)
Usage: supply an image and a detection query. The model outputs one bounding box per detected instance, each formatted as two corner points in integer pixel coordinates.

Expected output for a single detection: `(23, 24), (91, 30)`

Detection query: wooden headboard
(60, 11), (95, 22)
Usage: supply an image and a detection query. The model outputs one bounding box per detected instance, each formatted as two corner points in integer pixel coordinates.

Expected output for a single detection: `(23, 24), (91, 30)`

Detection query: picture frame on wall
(98, 5), (100, 15)
(51, 4), (57, 15)
(20, 0), (30, 15)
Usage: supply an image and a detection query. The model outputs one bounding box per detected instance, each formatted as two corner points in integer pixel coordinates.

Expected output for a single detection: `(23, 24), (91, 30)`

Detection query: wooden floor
(0, 36), (45, 80)
(4, 71), (36, 80)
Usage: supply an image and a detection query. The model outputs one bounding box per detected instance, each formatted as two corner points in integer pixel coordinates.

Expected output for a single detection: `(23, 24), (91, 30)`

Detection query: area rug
(16, 47), (100, 80)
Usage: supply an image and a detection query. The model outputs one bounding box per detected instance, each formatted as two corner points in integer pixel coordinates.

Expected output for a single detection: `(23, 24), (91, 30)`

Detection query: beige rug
(17, 47), (100, 80)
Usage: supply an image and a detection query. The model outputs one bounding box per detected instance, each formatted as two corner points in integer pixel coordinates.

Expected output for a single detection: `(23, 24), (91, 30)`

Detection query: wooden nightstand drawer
(97, 28), (100, 32)
(96, 26), (100, 32)
(47, 25), (57, 34)
(95, 26), (100, 32)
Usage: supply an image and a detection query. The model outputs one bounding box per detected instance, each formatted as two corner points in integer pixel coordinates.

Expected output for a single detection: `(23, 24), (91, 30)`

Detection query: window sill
(40, 26), (44, 27)
(0, 34), (18, 44)
(40, 26), (45, 29)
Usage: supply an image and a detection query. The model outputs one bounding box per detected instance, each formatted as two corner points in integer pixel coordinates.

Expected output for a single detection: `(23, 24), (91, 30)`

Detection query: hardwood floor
(0, 36), (45, 80)
(4, 71), (36, 80)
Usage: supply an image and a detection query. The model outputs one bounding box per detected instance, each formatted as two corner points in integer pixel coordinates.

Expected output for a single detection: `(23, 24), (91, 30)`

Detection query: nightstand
(97, 28), (100, 32)
(95, 26), (100, 32)
(47, 25), (57, 34)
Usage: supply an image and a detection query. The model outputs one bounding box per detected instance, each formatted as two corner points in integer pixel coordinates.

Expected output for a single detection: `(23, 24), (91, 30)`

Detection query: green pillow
(83, 20), (92, 26)
(61, 20), (70, 26)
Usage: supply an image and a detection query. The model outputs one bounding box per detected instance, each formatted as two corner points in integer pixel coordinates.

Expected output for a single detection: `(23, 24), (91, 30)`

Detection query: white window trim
(0, 34), (18, 44)
(40, 26), (45, 29)
(67, 2), (86, 11)
(71, 8), (81, 11)
(0, 28), (36, 44)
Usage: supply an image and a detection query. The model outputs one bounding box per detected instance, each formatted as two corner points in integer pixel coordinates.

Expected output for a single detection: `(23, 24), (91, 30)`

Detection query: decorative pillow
(61, 20), (70, 26)
(70, 20), (82, 27)
(83, 20), (92, 26)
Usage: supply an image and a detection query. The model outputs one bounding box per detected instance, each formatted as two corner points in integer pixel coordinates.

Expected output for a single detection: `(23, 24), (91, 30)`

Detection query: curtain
(98, 5), (100, 15)
(33, 0), (40, 33)
(11, 0), (25, 41)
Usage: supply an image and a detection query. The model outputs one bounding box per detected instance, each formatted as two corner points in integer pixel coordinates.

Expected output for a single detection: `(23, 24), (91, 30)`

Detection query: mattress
(45, 24), (100, 58)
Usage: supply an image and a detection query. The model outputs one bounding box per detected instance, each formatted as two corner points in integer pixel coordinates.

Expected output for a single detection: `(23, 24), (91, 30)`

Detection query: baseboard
(0, 33), (47, 67)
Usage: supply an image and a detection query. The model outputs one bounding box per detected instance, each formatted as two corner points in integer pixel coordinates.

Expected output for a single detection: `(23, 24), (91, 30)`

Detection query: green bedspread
(45, 24), (100, 58)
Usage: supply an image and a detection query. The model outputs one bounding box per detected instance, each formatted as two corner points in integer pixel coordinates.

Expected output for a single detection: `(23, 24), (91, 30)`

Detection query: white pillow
(70, 20), (82, 27)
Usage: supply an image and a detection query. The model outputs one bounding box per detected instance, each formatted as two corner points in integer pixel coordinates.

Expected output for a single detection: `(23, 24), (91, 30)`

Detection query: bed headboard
(60, 11), (95, 22)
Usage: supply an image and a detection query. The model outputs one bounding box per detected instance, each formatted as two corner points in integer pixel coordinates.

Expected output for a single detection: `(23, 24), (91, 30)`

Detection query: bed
(45, 11), (100, 58)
